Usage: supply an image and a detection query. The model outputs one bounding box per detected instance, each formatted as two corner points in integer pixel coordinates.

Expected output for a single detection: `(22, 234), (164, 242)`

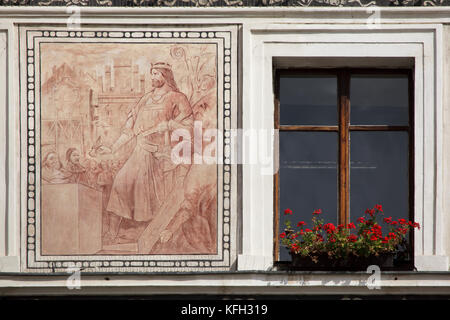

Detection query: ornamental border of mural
(20, 26), (238, 273)
(1, 0), (449, 7)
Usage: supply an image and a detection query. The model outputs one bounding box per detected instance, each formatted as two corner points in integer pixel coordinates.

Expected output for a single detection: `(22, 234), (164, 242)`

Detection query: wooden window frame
(273, 68), (414, 268)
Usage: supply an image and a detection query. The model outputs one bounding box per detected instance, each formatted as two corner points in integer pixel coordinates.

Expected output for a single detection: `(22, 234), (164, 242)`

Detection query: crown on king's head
(151, 62), (172, 70)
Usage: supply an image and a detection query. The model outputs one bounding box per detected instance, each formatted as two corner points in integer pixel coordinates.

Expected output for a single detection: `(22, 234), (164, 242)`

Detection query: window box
(287, 252), (395, 271)
(278, 205), (419, 271)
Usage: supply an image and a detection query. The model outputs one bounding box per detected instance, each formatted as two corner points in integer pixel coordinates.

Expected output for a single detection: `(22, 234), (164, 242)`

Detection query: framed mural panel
(19, 25), (238, 272)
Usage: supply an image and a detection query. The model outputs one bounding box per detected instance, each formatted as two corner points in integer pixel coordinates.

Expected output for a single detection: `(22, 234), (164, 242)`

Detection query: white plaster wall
(0, 23), (20, 272)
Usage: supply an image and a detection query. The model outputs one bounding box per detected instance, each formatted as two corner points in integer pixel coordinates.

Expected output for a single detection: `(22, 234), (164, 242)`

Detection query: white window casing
(240, 24), (449, 271)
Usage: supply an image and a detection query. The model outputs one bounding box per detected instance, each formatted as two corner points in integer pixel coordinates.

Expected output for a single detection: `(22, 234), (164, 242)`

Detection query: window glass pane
(279, 132), (338, 261)
(350, 74), (409, 125)
(350, 131), (409, 235)
(279, 75), (337, 126)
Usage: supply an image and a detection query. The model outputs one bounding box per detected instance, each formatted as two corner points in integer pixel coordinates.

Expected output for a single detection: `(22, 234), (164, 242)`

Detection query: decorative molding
(19, 26), (238, 273)
(0, 31), (6, 259)
(1, 0), (449, 7)
(0, 33), (5, 57)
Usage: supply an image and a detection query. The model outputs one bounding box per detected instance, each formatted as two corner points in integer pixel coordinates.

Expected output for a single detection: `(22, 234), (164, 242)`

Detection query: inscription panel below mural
(20, 26), (237, 272)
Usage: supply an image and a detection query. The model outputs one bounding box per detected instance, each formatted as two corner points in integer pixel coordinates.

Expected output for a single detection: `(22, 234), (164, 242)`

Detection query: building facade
(0, 2), (450, 296)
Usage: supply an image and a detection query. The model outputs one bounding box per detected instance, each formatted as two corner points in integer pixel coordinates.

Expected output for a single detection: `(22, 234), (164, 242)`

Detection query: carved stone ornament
(1, 0), (449, 7)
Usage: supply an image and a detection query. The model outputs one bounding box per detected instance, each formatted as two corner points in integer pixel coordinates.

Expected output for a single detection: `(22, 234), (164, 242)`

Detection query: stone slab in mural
(20, 26), (238, 272)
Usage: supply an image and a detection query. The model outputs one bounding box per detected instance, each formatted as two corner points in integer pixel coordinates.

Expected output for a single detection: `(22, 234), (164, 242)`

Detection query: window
(274, 69), (414, 267)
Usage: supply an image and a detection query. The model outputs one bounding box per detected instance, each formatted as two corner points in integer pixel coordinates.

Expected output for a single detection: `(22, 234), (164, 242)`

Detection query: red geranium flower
(297, 221), (306, 227)
(384, 217), (392, 224)
(280, 203), (415, 265)
(373, 224), (382, 231)
(323, 223), (336, 234)
(388, 232), (397, 240)
(375, 204), (383, 212)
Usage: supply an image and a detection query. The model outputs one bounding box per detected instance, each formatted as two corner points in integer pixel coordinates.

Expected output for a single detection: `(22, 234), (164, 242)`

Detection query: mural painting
(39, 42), (218, 256)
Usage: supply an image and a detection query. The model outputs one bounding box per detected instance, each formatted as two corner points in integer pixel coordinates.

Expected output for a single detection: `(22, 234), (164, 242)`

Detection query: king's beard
(152, 79), (165, 88)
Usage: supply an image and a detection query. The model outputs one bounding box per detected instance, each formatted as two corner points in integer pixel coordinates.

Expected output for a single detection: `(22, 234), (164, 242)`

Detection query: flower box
(289, 252), (395, 271)
(279, 205), (419, 271)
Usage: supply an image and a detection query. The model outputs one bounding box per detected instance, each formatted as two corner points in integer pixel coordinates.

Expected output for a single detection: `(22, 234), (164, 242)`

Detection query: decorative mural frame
(19, 25), (238, 273)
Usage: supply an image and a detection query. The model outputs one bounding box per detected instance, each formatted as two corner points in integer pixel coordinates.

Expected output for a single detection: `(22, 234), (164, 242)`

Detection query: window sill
(273, 261), (415, 272)
(1, 270), (450, 296)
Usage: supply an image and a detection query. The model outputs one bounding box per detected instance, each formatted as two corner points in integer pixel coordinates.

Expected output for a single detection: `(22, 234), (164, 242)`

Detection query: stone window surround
(240, 23), (448, 272)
